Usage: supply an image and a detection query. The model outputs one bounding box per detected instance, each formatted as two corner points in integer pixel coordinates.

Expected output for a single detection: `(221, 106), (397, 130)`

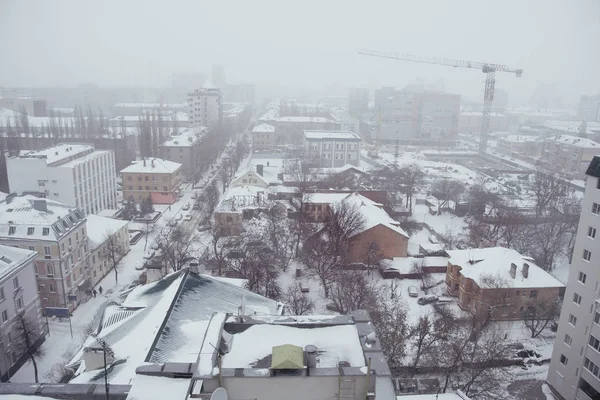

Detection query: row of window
(127, 175), (170, 182)
(584, 358), (600, 380)
(1, 295), (24, 324)
(127, 185), (169, 191)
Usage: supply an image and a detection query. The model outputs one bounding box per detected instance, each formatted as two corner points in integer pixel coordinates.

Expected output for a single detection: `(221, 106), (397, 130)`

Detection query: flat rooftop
(120, 158), (182, 174)
(17, 144), (95, 165)
(304, 130), (361, 140)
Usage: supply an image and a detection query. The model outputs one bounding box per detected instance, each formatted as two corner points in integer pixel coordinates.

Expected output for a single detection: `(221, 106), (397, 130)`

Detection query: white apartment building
(304, 130), (361, 168)
(86, 215), (129, 288)
(579, 95), (600, 122)
(0, 244), (45, 381)
(0, 196), (89, 310)
(187, 81), (222, 128)
(541, 135), (600, 179)
(6, 143), (117, 215)
(547, 156), (600, 400)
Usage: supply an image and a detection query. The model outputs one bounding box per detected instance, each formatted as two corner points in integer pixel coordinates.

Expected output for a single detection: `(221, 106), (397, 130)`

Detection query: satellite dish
(210, 387), (228, 400)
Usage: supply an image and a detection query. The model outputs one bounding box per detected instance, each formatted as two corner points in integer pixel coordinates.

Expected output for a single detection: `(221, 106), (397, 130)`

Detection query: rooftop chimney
(256, 164), (264, 176)
(5, 193), (16, 204)
(32, 199), (48, 212)
(143, 158), (147, 167)
(151, 159), (155, 168)
(522, 263), (529, 279)
(305, 345), (318, 373)
(509, 263), (517, 279)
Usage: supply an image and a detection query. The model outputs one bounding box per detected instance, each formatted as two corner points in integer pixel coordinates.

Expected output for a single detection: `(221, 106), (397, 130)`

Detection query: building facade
(459, 112), (509, 133)
(6, 144), (118, 215)
(0, 196), (89, 310)
(0, 245), (45, 381)
(304, 130), (361, 168)
(159, 127), (208, 180)
(445, 248), (564, 320)
(547, 156), (600, 400)
(251, 123), (276, 151)
(540, 135), (600, 179)
(0, 97), (47, 117)
(120, 158), (182, 205)
(579, 94), (600, 122)
(496, 135), (544, 158)
(348, 87), (369, 116)
(188, 81), (222, 128)
(86, 215), (129, 288)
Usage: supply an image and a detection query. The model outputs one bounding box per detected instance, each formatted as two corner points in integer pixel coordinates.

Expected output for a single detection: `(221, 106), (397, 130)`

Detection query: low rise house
(85, 215), (130, 287)
(0, 196), (88, 309)
(120, 157), (182, 204)
(0, 245), (45, 381)
(214, 185), (268, 236)
(251, 123), (276, 151)
(445, 247), (565, 320)
(230, 165), (269, 189)
(304, 130), (361, 168)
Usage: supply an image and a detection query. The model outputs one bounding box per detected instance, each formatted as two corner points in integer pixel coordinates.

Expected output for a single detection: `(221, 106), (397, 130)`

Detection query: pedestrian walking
(92, 289), (97, 298)
(99, 286), (103, 295)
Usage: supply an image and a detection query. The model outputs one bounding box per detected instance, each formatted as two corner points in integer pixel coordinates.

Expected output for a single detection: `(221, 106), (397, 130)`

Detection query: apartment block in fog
(304, 130), (361, 168)
(120, 158), (182, 204)
(188, 81), (222, 128)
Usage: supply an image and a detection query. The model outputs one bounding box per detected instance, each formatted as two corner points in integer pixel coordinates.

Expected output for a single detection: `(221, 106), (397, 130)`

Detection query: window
(28, 246), (35, 251)
(49, 284), (55, 293)
(13, 277), (19, 289)
(68, 238), (72, 246)
(163, 186), (168, 191)
(578, 271), (587, 284)
(42, 227), (49, 236)
(1, 310), (7, 323)
(128, 176), (132, 181)
(589, 227), (597, 239)
(584, 358), (600, 380)
(574, 293), (582, 305)
(569, 314), (577, 326)
(0, 287), (4, 301)
(16, 296), (23, 310)
(44, 246), (51, 256)
(584, 249), (592, 261)
(8, 226), (15, 235)
(593, 203), (600, 215)
(595, 311), (600, 325)
(560, 354), (568, 366)
(589, 335), (600, 353)
(27, 227), (34, 235)
(138, 186), (142, 190)
(47, 263), (54, 276)
(128, 185), (133, 190)
(565, 334), (572, 346)
(530, 290), (538, 298)
(597, 179), (600, 190)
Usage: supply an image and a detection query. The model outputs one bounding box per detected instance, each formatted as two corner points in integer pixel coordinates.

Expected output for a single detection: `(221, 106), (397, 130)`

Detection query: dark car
(417, 295), (439, 305)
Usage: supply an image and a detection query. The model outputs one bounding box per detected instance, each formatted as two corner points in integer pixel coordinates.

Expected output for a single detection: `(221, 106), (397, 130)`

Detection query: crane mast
(359, 49), (523, 155)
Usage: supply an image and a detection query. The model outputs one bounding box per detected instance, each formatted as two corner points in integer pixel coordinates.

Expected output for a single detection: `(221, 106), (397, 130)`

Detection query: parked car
(182, 203), (190, 211)
(191, 192), (198, 199)
(192, 203), (200, 210)
(184, 214), (192, 221)
(417, 295), (439, 305)
(168, 219), (178, 227)
(176, 214), (183, 221)
(143, 250), (155, 260)
(408, 286), (418, 297)
(150, 243), (159, 250)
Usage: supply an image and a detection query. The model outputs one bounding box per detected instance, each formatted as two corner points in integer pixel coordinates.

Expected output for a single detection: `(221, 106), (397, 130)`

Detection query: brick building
(120, 158), (182, 205)
(445, 247), (564, 320)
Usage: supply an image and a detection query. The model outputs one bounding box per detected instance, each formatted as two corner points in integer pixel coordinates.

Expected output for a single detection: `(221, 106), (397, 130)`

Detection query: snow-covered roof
(120, 158), (182, 174)
(447, 247), (565, 289)
(310, 164), (368, 175)
(232, 165), (270, 187)
(58, 149), (112, 169)
(277, 116), (332, 123)
(0, 244), (37, 282)
(125, 375), (191, 400)
(220, 324), (365, 369)
(545, 134), (600, 148)
(160, 126), (207, 147)
(460, 112), (507, 117)
(303, 192), (350, 204)
(17, 144), (94, 165)
(86, 215), (128, 251)
(499, 135), (543, 143)
(217, 185), (267, 211)
(202, 80), (217, 89)
(113, 102), (186, 108)
(342, 193), (409, 238)
(304, 130), (360, 140)
(381, 256), (449, 273)
(252, 123), (275, 133)
(0, 196), (85, 241)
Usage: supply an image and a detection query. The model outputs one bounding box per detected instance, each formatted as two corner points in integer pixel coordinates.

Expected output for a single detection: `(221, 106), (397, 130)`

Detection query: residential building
(120, 158), (182, 205)
(214, 185), (268, 236)
(459, 112), (509, 133)
(85, 215), (129, 288)
(304, 130), (361, 168)
(230, 166), (269, 189)
(0, 245), (45, 381)
(445, 247), (564, 320)
(540, 135), (600, 179)
(274, 116), (340, 144)
(496, 135), (544, 158)
(187, 81), (222, 128)
(159, 127), (208, 180)
(348, 87), (369, 116)
(110, 112), (189, 129)
(111, 102), (187, 117)
(0, 96), (47, 117)
(0, 196), (88, 309)
(6, 143), (117, 215)
(251, 123), (276, 151)
(579, 94), (600, 122)
(547, 156), (600, 400)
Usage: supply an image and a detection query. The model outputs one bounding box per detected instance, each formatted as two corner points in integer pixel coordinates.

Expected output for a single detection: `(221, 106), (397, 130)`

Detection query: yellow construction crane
(359, 49), (523, 155)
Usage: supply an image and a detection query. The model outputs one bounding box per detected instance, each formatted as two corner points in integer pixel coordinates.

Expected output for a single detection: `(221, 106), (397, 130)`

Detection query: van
(417, 295), (439, 305)
(408, 286), (418, 297)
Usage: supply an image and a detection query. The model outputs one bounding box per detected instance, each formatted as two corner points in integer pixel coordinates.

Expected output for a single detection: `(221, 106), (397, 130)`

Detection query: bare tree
(227, 240), (281, 299)
(371, 297), (409, 368)
(265, 207), (295, 272)
(431, 178), (465, 215)
(398, 164), (425, 214)
(153, 225), (197, 274)
(14, 313), (45, 383)
(100, 231), (127, 284)
(523, 299), (560, 338)
(329, 270), (378, 314)
(209, 223), (241, 276)
(527, 171), (567, 216)
(283, 282), (315, 315)
(410, 260), (433, 293)
(365, 241), (384, 271)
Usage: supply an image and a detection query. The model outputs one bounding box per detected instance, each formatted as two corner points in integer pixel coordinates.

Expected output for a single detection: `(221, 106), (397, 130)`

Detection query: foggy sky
(1, 0), (599, 106)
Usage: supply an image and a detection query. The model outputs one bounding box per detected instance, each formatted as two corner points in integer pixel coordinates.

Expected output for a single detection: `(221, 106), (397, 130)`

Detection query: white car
(408, 286), (418, 297)
(143, 250), (155, 260)
(182, 203), (190, 211)
(191, 192), (198, 199)
(184, 214), (192, 221)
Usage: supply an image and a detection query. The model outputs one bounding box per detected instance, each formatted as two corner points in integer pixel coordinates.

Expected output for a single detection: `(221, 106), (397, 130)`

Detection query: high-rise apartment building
(579, 95), (600, 123)
(187, 81), (222, 128)
(6, 144), (117, 215)
(547, 156), (600, 400)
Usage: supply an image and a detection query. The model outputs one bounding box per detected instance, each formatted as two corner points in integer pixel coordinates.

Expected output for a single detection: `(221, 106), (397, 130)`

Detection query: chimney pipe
(151, 159), (155, 168)
(143, 158), (146, 167)
(256, 164), (264, 176)
(522, 263), (529, 279)
(509, 263), (517, 279)
(305, 345), (317, 375)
